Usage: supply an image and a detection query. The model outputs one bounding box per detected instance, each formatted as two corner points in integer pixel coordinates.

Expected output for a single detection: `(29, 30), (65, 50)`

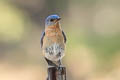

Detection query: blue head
(45, 14), (61, 27)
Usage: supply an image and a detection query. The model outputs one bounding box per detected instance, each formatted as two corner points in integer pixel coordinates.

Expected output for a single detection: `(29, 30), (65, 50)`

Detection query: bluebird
(40, 14), (67, 68)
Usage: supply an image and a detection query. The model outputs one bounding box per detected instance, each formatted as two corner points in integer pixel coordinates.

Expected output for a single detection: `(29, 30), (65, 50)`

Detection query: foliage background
(0, 0), (120, 80)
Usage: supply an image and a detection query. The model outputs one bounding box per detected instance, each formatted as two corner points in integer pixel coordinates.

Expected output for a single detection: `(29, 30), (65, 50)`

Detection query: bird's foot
(57, 65), (63, 72)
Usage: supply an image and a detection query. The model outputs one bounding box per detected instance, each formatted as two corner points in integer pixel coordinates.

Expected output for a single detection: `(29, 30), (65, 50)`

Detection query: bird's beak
(56, 18), (61, 22)
(57, 17), (61, 21)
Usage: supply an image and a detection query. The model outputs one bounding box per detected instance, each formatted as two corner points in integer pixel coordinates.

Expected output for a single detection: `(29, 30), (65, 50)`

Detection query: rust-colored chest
(43, 26), (64, 48)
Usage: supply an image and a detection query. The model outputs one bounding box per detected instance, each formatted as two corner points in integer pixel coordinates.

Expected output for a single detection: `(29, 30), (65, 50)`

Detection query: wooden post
(47, 67), (66, 80)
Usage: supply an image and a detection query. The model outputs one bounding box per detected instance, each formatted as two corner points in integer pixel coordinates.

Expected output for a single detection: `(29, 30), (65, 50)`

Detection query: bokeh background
(0, 0), (120, 80)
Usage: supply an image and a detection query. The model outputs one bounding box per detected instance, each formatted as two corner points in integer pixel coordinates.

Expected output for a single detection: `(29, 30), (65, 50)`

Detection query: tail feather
(45, 57), (58, 67)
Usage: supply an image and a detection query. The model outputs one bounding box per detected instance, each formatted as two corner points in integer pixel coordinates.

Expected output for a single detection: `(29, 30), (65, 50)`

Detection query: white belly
(43, 43), (65, 61)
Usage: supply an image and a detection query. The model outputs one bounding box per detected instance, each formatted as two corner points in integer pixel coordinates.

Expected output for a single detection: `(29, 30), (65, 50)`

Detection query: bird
(40, 14), (67, 68)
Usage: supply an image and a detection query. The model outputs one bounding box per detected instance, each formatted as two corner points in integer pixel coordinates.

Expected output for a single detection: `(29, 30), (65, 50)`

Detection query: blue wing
(40, 31), (45, 48)
(62, 31), (67, 43)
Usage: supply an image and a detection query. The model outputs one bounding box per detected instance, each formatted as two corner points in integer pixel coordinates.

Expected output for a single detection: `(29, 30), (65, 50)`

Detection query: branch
(47, 67), (66, 80)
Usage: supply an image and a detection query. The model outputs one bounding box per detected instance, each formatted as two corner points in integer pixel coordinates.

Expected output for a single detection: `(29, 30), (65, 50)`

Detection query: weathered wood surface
(47, 67), (66, 80)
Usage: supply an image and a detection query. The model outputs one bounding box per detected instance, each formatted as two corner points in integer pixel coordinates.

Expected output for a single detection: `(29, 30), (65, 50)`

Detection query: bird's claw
(57, 66), (63, 72)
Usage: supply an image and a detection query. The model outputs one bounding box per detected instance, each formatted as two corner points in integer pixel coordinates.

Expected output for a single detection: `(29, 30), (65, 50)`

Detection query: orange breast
(43, 26), (64, 48)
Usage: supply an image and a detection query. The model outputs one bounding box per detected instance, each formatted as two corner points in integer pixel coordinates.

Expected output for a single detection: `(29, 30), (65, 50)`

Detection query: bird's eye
(50, 19), (54, 22)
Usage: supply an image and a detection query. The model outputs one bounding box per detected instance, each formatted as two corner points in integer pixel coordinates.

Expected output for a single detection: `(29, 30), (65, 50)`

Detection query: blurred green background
(0, 0), (120, 80)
